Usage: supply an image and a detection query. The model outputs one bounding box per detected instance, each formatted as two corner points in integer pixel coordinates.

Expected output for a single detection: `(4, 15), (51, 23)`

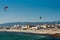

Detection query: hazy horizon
(0, 0), (60, 24)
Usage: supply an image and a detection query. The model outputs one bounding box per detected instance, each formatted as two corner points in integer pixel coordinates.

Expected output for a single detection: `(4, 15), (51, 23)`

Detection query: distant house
(46, 24), (55, 28)
(40, 24), (47, 29)
(57, 24), (60, 28)
(12, 25), (21, 30)
(28, 25), (38, 30)
(22, 25), (30, 30)
(0, 27), (3, 29)
(5, 26), (10, 30)
(51, 25), (55, 28)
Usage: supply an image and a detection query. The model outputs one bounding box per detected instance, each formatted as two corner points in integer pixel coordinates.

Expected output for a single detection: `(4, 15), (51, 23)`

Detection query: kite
(40, 16), (42, 19)
(4, 6), (8, 11)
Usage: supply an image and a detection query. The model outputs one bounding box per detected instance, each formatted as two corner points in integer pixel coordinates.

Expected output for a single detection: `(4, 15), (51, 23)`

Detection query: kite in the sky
(40, 16), (42, 19)
(4, 6), (8, 11)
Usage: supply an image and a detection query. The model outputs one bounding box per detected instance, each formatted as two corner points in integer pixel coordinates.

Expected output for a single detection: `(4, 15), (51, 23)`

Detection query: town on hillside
(0, 24), (60, 30)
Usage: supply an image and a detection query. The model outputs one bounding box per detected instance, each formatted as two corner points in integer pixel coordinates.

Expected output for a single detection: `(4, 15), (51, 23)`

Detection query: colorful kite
(4, 6), (8, 11)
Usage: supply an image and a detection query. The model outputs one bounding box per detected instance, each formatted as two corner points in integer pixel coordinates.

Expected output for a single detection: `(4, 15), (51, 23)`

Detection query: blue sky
(0, 0), (60, 24)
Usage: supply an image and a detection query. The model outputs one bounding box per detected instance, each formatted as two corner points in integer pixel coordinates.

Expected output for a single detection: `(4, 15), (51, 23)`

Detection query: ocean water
(0, 32), (60, 40)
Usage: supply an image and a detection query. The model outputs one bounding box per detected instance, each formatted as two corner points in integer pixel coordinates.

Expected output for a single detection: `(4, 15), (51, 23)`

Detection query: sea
(0, 32), (60, 40)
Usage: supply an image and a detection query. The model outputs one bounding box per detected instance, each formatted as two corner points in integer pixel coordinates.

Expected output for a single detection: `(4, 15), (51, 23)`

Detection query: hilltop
(0, 21), (60, 26)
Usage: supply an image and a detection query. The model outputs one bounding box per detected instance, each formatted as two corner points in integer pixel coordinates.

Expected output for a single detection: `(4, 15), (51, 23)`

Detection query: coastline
(0, 29), (60, 38)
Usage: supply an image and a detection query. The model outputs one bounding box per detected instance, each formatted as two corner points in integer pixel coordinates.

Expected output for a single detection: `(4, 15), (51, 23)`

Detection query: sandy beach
(0, 29), (60, 38)
(0, 29), (60, 34)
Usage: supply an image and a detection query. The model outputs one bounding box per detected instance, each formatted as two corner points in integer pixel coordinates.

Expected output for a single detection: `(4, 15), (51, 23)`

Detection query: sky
(0, 0), (60, 24)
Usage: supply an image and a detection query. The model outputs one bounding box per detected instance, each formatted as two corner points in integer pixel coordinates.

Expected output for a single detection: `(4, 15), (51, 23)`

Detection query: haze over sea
(0, 32), (60, 40)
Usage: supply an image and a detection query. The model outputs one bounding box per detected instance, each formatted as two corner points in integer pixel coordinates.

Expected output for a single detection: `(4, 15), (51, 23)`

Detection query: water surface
(0, 32), (60, 40)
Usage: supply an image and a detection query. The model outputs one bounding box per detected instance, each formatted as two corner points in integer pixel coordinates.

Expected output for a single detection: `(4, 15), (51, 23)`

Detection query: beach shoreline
(0, 29), (60, 34)
(0, 29), (60, 38)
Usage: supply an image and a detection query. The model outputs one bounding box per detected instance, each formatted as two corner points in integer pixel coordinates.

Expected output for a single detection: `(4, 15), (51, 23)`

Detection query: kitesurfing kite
(40, 16), (42, 19)
(3, 0), (8, 11)
(4, 6), (8, 11)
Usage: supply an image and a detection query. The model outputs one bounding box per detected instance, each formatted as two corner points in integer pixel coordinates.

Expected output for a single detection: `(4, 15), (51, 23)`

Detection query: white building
(40, 24), (47, 29)
(30, 27), (38, 30)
